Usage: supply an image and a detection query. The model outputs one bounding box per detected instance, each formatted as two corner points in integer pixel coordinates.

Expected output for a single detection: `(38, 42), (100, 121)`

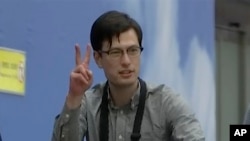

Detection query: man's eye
(128, 47), (139, 52)
(110, 50), (121, 54)
(131, 48), (138, 52)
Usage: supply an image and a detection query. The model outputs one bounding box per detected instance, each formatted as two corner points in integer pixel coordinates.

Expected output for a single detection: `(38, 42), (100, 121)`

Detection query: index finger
(83, 44), (92, 65)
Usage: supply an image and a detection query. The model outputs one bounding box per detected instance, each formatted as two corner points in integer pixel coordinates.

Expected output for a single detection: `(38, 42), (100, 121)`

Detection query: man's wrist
(66, 94), (83, 110)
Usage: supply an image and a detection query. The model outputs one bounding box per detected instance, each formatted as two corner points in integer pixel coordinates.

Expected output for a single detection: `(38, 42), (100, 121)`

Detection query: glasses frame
(98, 46), (144, 58)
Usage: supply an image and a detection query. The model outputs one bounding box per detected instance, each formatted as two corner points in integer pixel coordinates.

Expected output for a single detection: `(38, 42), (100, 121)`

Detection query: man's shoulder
(145, 81), (186, 104)
(145, 81), (177, 96)
(145, 81), (192, 116)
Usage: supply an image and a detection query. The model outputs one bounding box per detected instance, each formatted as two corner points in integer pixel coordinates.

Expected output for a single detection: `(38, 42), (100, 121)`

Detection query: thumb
(88, 70), (93, 86)
(87, 70), (93, 80)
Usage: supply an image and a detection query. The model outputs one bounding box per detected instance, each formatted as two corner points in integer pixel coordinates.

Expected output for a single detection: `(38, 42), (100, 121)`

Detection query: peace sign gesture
(75, 44), (91, 68)
(67, 44), (93, 109)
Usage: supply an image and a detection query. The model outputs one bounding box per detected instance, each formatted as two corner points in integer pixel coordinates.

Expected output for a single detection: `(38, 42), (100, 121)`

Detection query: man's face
(94, 29), (141, 87)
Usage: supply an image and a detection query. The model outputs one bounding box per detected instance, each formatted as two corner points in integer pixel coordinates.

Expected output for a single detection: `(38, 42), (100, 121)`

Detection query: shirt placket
(115, 109), (126, 141)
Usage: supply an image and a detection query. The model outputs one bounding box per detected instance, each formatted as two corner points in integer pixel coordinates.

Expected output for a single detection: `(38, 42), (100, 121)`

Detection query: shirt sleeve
(163, 90), (205, 141)
(51, 95), (87, 141)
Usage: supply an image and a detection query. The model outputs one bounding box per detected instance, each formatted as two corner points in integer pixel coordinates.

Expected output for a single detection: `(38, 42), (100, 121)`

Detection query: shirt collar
(107, 81), (141, 110)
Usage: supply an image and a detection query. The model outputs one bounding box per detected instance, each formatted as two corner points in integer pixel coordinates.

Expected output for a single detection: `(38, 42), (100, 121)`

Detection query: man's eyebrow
(110, 45), (139, 49)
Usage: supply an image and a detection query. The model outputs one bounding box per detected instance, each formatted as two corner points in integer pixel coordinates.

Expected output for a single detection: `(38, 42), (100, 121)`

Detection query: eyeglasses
(99, 46), (143, 58)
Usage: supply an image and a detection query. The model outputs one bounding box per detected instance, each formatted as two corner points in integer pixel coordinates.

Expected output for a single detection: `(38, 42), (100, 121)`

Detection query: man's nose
(120, 52), (131, 66)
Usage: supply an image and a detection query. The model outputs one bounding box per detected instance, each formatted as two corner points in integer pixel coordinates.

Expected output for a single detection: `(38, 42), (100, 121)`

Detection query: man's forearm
(51, 98), (87, 141)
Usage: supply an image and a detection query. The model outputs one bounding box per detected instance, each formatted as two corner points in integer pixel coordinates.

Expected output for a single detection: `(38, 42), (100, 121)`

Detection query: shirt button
(131, 103), (135, 109)
(65, 114), (70, 118)
(61, 134), (65, 138)
(120, 110), (123, 114)
(118, 134), (123, 140)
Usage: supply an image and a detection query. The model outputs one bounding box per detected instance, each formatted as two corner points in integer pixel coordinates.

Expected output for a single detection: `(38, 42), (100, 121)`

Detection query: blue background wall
(0, 1), (215, 141)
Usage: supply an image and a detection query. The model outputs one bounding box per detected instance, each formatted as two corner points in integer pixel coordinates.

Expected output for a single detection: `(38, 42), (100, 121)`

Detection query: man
(52, 10), (205, 141)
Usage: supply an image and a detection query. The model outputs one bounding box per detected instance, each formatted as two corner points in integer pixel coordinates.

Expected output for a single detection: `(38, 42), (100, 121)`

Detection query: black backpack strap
(130, 78), (147, 141)
(99, 81), (109, 141)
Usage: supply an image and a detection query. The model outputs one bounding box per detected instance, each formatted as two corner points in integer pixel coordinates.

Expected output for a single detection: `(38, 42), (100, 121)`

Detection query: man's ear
(94, 51), (103, 68)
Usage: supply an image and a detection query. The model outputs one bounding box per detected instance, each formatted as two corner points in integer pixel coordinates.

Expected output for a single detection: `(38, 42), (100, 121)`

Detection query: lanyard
(99, 78), (147, 141)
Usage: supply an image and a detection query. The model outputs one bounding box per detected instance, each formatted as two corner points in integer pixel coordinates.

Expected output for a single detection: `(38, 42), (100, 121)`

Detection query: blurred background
(216, 0), (250, 141)
(0, 0), (249, 141)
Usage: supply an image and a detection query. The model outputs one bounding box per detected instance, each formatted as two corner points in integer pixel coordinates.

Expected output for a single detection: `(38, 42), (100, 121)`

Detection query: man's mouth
(119, 70), (133, 74)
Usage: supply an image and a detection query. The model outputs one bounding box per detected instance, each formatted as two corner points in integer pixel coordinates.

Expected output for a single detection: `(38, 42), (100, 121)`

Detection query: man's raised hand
(67, 44), (93, 109)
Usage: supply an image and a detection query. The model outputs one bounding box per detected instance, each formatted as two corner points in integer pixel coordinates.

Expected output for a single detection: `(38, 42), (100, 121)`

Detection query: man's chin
(116, 77), (138, 86)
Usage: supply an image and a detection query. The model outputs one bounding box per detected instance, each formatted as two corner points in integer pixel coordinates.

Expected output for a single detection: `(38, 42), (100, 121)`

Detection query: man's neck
(109, 80), (139, 107)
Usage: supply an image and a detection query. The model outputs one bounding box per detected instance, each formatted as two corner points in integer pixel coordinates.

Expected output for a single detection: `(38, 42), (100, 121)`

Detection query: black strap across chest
(99, 78), (147, 141)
